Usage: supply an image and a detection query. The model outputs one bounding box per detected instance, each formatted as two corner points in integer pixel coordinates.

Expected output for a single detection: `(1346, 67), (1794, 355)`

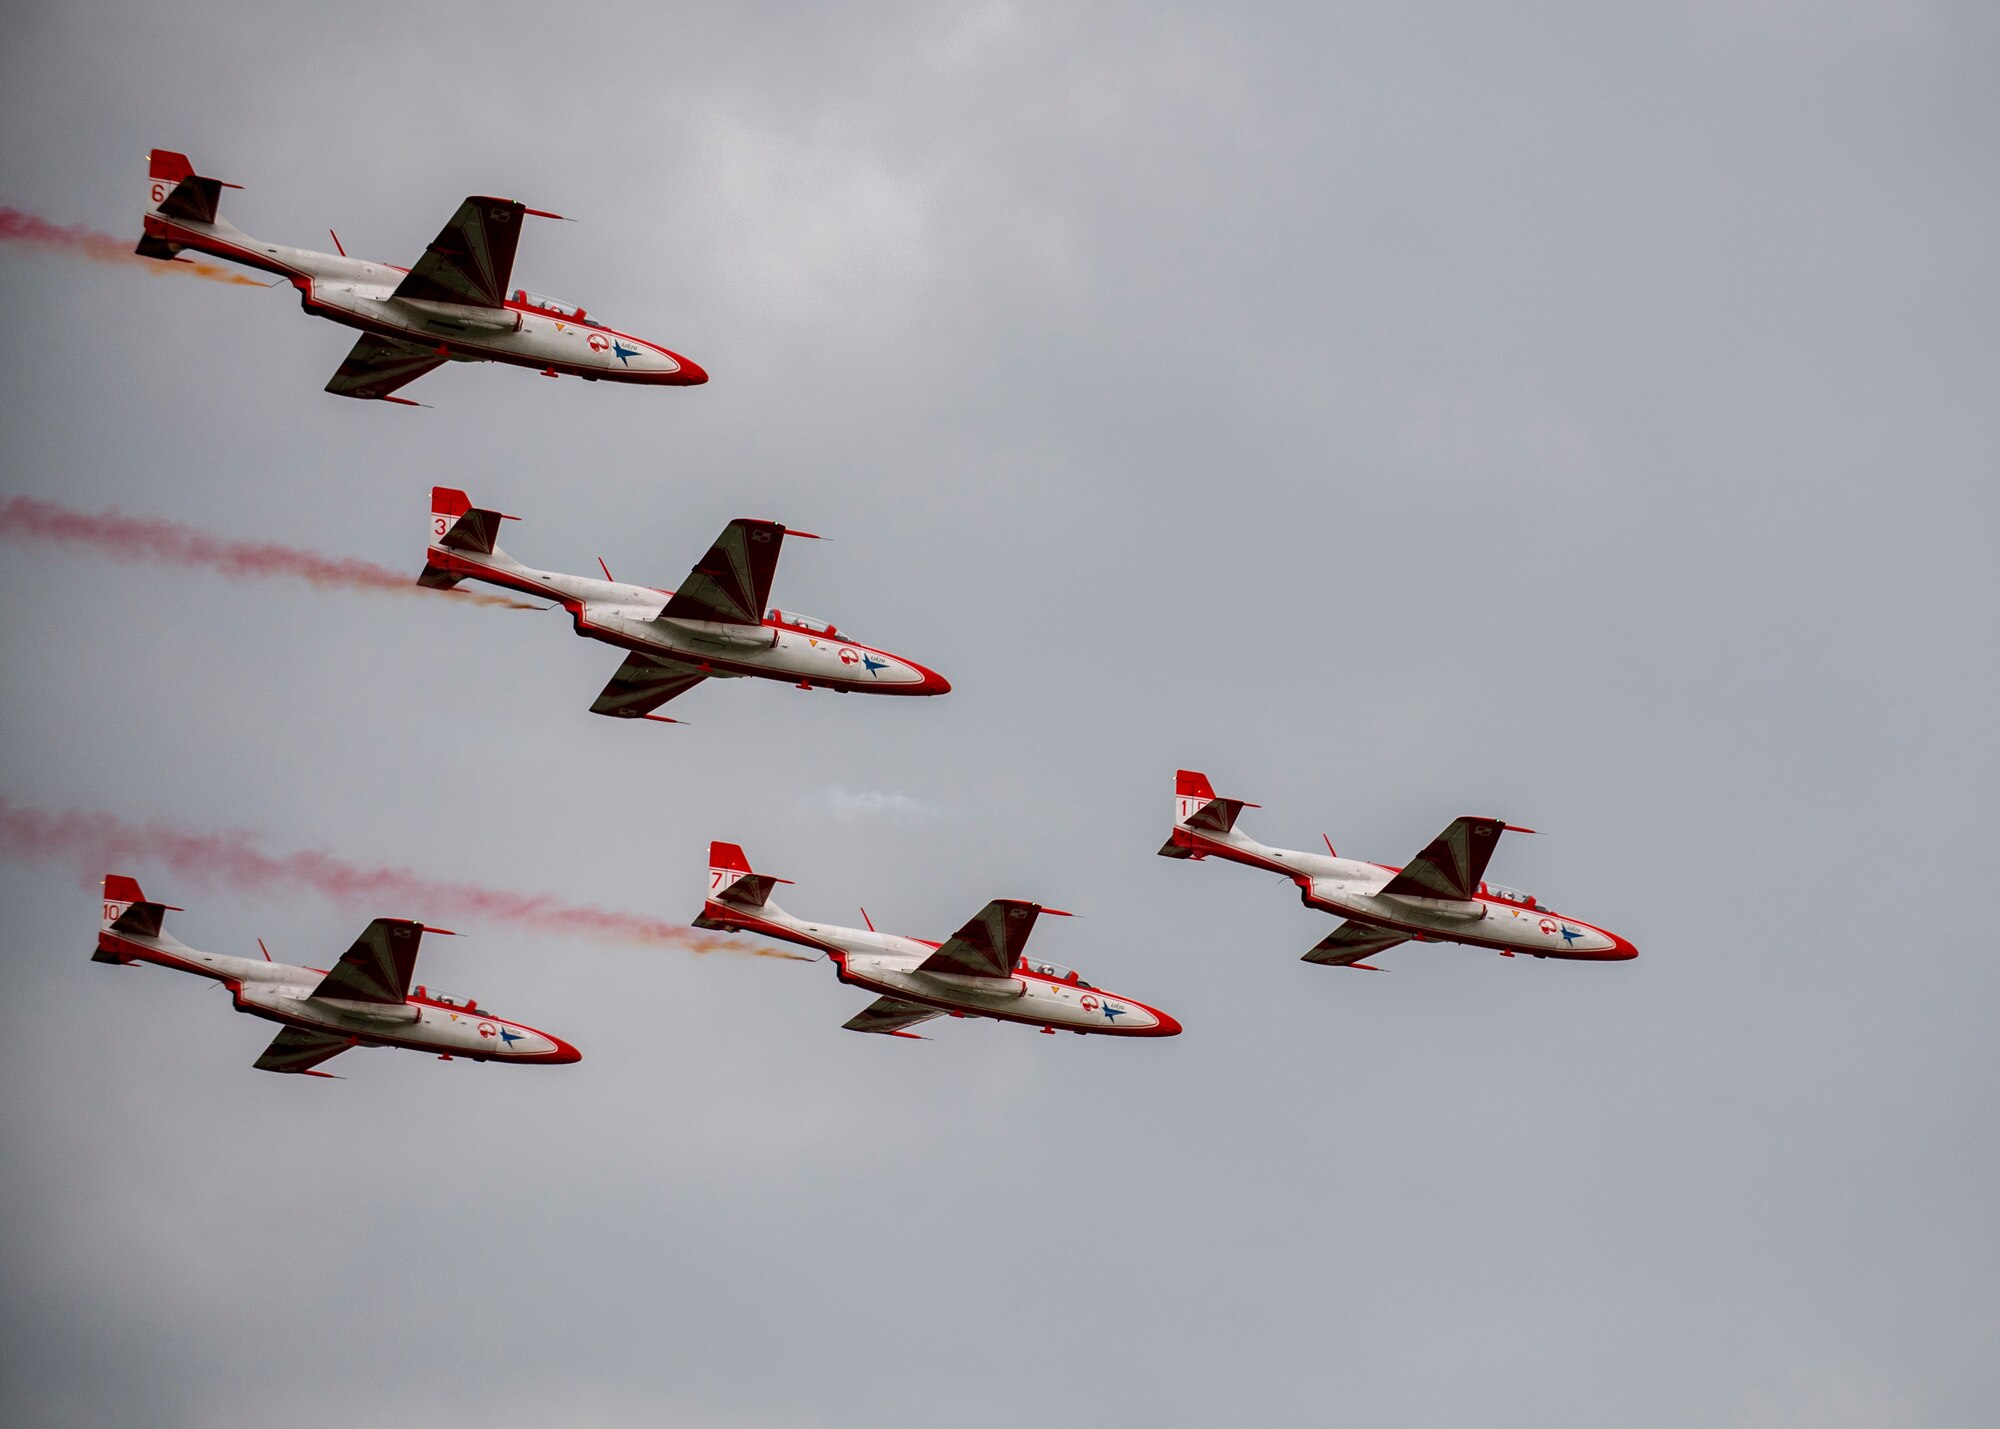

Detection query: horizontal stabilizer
(1186, 797), (1250, 835)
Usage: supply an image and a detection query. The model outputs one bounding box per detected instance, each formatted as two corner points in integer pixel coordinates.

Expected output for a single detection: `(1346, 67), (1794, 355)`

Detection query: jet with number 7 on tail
(92, 876), (580, 1077)
(420, 487), (950, 724)
(1159, 771), (1637, 969)
(135, 148), (706, 404)
(692, 842), (1181, 1039)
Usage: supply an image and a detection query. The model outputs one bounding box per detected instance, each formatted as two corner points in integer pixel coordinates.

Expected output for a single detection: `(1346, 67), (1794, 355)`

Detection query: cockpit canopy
(1018, 957), (1093, 989)
(1481, 882), (1538, 909)
(768, 609), (841, 637)
(413, 984), (490, 1013)
(512, 288), (589, 322)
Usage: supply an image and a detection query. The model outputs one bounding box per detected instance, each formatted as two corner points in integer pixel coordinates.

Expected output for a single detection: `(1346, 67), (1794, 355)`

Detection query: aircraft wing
(1303, 920), (1408, 968)
(588, 652), (708, 720)
(391, 196), (526, 309)
(253, 1026), (352, 1076)
(1376, 818), (1514, 901)
(658, 520), (789, 626)
(842, 997), (943, 1038)
(915, 899), (1043, 979)
(324, 334), (449, 405)
(310, 919), (426, 1005)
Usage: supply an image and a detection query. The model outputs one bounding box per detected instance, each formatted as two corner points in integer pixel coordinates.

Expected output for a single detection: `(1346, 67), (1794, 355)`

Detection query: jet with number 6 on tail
(92, 876), (580, 1076)
(134, 147), (706, 404)
(692, 842), (1180, 1039)
(419, 487), (950, 724)
(1159, 770), (1637, 969)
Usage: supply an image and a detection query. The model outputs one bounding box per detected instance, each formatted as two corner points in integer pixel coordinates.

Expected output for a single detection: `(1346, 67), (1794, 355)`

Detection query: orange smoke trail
(0, 496), (539, 611)
(0, 206), (268, 286)
(0, 799), (810, 961)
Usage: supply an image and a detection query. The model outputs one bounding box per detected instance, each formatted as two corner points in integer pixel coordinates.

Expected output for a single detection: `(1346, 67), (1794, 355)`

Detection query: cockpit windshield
(1482, 883), (1538, 909)
(768, 609), (841, 637)
(1018, 957), (1092, 988)
(511, 289), (590, 321)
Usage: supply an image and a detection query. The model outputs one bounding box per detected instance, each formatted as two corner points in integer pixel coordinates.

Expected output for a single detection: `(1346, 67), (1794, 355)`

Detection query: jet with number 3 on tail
(92, 876), (580, 1077)
(692, 842), (1181, 1039)
(1159, 770), (1637, 969)
(135, 148), (706, 404)
(420, 487), (950, 724)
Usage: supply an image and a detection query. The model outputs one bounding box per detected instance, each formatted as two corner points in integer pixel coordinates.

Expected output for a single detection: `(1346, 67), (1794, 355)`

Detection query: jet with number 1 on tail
(92, 876), (580, 1077)
(135, 147), (706, 404)
(693, 842), (1180, 1039)
(420, 487), (950, 724)
(1159, 770), (1637, 969)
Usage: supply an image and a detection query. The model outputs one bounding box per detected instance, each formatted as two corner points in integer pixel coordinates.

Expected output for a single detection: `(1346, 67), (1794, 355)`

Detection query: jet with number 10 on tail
(135, 148), (706, 404)
(420, 487), (950, 724)
(1159, 771), (1637, 969)
(692, 843), (1181, 1039)
(92, 876), (580, 1077)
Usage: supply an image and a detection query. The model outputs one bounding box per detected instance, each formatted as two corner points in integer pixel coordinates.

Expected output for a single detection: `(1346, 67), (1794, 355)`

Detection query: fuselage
(699, 900), (1180, 1036)
(1173, 825), (1636, 961)
(426, 541), (950, 697)
(95, 924), (580, 1064)
(140, 211), (705, 386)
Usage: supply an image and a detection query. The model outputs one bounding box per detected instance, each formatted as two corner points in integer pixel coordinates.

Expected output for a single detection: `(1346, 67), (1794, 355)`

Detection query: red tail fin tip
(1175, 769), (1216, 800)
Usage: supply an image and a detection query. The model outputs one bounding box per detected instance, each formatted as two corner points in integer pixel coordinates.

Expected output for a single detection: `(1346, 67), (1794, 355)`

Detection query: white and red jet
(135, 148), (706, 404)
(693, 842), (1182, 1039)
(1160, 770), (1638, 969)
(92, 875), (580, 1077)
(421, 487), (950, 723)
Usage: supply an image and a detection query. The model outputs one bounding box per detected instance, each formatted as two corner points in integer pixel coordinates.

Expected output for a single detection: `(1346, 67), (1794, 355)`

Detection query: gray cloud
(1, 3), (1996, 1426)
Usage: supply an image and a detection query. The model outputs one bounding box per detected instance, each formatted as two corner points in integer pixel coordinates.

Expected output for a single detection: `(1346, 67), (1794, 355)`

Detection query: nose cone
(1603, 929), (1639, 961)
(660, 350), (708, 385)
(544, 1033), (584, 1064)
(912, 660), (952, 695)
(1134, 1003), (1183, 1037)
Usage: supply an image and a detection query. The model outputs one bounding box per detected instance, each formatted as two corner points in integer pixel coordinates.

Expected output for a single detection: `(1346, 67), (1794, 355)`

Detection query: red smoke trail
(0, 497), (539, 611)
(1, 207), (268, 286)
(0, 799), (809, 961)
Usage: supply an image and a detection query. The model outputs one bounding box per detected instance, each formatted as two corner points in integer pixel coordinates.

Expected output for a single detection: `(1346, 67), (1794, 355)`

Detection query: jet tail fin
(1158, 769), (1255, 857)
(693, 841), (791, 929)
(95, 874), (181, 963)
(139, 149), (243, 254)
(421, 486), (512, 587)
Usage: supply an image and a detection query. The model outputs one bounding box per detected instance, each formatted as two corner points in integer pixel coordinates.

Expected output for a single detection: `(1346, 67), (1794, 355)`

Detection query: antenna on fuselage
(257, 938), (273, 962)
(328, 229), (346, 257)
(859, 907), (874, 931)
(1323, 834), (1336, 857)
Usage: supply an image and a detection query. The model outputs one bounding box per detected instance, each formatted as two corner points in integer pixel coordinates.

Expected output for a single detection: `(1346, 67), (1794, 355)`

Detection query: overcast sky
(2, 4), (1996, 1426)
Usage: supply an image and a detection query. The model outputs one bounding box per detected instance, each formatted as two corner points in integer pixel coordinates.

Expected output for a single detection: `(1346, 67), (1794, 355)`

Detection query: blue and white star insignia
(1558, 924), (1582, 945)
(861, 654), (888, 676)
(610, 340), (639, 366)
(498, 1028), (523, 1046)
(1100, 1002), (1128, 1023)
